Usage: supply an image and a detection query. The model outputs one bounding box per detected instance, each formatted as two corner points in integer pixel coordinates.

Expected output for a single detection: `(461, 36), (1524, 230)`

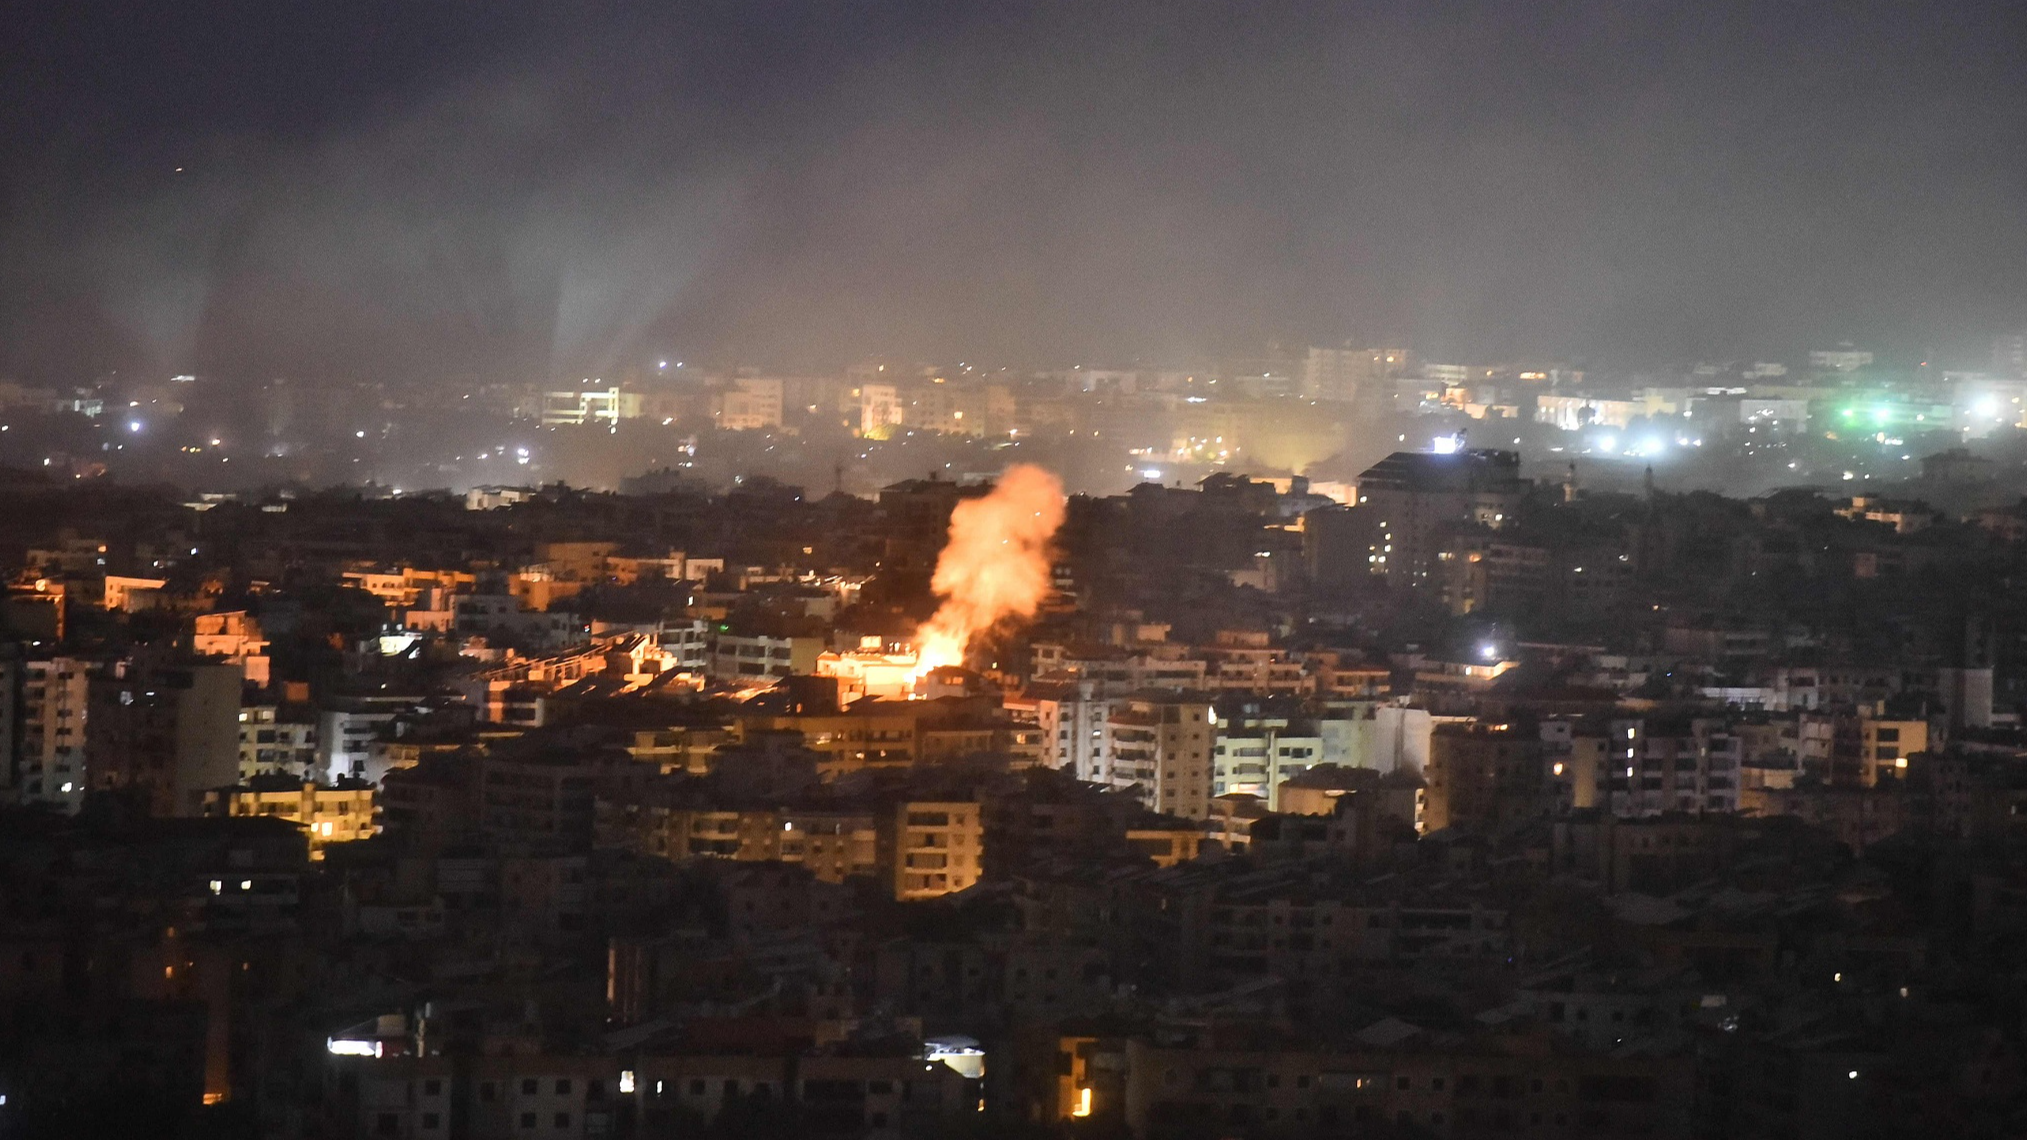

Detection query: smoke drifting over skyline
(2, 2), (2024, 384)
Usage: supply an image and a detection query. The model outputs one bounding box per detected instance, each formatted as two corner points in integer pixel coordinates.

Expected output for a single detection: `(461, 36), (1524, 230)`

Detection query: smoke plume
(914, 464), (1066, 675)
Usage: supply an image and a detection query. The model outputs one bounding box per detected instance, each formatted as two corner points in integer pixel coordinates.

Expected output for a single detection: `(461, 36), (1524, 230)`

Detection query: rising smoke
(914, 464), (1067, 676)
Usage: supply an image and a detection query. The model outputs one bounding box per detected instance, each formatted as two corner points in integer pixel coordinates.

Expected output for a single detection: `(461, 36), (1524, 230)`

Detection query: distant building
(1995, 331), (2027, 378)
(201, 776), (377, 859)
(192, 610), (271, 686)
(1105, 694), (1216, 819)
(1300, 345), (1410, 402)
(541, 387), (642, 427)
(5, 654), (93, 811)
(1024, 680), (1112, 782)
(1809, 347), (1875, 373)
(717, 377), (784, 431)
(1423, 722), (1542, 832)
(465, 485), (536, 510)
(858, 382), (903, 438)
(1535, 394), (1640, 431)
(86, 660), (242, 816)
(877, 801), (984, 900)
(1344, 449), (1526, 586)
(238, 704), (319, 780)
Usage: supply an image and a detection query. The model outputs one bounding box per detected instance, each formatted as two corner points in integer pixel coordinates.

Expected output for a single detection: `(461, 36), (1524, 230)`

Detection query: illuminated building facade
(877, 800), (984, 900)
(202, 775), (378, 859)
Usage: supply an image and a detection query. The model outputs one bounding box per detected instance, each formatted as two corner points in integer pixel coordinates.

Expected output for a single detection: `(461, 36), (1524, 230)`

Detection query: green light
(1841, 408), (1856, 419)
(1872, 406), (1891, 425)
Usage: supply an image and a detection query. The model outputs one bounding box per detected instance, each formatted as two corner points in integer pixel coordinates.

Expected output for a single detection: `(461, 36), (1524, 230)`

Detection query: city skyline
(9, 6), (2027, 1138)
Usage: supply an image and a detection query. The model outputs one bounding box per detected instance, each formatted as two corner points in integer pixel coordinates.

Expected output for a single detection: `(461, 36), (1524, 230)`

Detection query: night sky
(2, 1), (2023, 384)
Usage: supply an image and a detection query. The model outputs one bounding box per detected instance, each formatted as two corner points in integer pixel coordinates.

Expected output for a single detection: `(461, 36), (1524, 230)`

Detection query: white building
(9, 656), (93, 811)
(541, 386), (642, 427)
(1105, 695), (1216, 819)
(1028, 681), (1112, 783)
(319, 708), (399, 783)
(239, 705), (319, 780)
(718, 377), (785, 431)
(659, 619), (712, 670)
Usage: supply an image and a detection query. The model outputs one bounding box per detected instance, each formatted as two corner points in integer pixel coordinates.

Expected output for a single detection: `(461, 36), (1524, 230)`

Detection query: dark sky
(2, 1), (2023, 385)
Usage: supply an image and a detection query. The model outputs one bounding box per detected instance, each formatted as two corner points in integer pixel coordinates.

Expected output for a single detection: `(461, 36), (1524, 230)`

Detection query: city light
(0, 5), (2011, 1122)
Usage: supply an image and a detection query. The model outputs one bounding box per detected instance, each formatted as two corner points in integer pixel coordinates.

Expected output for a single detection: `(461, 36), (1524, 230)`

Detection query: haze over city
(8, 5), (2027, 1140)
(4, 2), (2025, 386)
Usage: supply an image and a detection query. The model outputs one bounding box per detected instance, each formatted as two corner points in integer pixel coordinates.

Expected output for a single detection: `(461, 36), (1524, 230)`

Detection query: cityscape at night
(3, 3), (2027, 1138)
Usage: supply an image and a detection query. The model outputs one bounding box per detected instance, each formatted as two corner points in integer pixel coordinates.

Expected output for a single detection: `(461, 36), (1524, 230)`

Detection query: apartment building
(877, 801), (984, 900)
(1106, 695), (1216, 819)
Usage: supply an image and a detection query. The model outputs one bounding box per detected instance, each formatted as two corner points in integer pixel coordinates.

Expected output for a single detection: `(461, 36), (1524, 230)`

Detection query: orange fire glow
(913, 464), (1066, 678)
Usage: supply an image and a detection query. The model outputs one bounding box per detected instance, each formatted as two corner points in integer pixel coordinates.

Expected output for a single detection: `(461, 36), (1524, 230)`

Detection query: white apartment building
(320, 708), (399, 783)
(1211, 723), (1323, 809)
(1028, 681), (1113, 783)
(12, 656), (93, 811)
(239, 705), (319, 780)
(1105, 695), (1216, 819)
(540, 387), (642, 427)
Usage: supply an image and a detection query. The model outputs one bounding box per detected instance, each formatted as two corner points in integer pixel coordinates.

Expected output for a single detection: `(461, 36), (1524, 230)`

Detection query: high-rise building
(85, 660), (241, 817)
(1026, 680), (1112, 782)
(1346, 449), (1527, 587)
(1423, 722), (1543, 832)
(1299, 345), (1410, 402)
(7, 654), (94, 812)
(1104, 695), (1215, 819)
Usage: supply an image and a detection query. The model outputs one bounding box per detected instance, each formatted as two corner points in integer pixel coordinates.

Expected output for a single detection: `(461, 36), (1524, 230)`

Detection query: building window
(422, 1113), (441, 1129)
(523, 1079), (539, 1095)
(520, 1113), (536, 1129)
(424, 1079), (442, 1096)
(377, 1115), (400, 1136)
(554, 1113), (570, 1128)
(555, 1080), (571, 1095)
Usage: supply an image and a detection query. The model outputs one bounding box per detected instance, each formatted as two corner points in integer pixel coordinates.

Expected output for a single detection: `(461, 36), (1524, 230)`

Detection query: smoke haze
(2, 2), (2024, 383)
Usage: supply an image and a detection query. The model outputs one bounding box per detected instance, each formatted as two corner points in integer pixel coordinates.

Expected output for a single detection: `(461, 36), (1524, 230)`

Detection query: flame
(913, 464), (1066, 678)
